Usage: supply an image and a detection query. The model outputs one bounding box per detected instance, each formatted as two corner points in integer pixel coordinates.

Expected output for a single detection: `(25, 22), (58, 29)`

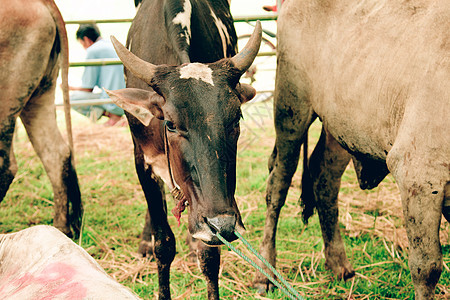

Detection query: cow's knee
(152, 229), (175, 299)
(153, 231), (175, 266)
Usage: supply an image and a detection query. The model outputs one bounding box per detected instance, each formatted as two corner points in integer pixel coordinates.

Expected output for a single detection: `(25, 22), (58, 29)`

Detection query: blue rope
(214, 231), (305, 300)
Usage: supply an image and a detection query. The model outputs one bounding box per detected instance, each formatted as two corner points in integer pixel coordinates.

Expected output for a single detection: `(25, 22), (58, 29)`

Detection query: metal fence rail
(65, 14), (277, 25)
(69, 49), (276, 68)
(63, 14), (277, 107)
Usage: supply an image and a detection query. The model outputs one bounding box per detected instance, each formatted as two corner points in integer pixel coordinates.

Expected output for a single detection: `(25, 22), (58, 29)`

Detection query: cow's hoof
(342, 268), (356, 281)
(253, 280), (274, 295)
(325, 261), (355, 281)
(55, 226), (73, 239)
(138, 240), (153, 258)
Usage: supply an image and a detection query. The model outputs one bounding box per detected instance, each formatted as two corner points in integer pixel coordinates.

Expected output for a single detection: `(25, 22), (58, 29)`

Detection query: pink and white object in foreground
(0, 225), (140, 299)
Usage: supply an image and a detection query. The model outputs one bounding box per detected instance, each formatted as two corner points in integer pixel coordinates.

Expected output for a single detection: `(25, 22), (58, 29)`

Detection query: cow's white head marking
(179, 63), (214, 86)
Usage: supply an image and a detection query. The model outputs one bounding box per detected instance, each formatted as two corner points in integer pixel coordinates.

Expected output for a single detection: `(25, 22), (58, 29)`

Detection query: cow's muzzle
(192, 214), (244, 246)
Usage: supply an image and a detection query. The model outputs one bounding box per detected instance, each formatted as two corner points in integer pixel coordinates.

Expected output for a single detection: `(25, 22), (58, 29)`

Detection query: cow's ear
(236, 83), (256, 104)
(104, 88), (165, 125)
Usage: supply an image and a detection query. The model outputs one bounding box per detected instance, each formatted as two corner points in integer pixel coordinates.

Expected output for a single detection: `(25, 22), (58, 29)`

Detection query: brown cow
(255, 0), (449, 299)
(0, 0), (82, 237)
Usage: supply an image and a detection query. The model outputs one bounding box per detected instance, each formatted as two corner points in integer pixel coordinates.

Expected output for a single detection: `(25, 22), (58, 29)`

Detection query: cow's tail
(46, 0), (74, 152)
(300, 131), (315, 223)
(47, 0), (83, 237)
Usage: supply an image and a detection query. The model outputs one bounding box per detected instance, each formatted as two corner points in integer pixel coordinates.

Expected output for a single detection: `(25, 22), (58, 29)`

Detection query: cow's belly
(318, 108), (390, 161)
(309, 77), (404, 161)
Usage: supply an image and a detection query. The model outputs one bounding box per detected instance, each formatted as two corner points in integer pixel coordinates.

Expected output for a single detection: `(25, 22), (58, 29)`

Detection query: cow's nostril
(205, 215), (237, 242)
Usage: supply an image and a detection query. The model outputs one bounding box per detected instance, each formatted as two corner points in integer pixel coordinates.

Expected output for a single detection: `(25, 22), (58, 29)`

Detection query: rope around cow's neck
(214, 230), (305, 300)
(163, 121), (188, 225)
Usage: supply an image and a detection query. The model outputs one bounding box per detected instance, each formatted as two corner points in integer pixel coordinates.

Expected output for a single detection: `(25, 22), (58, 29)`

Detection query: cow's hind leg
(0, 118), (18, 201)
(133, 143), (175, 299)
(387, 149), (446, 299)
(309, 129), (354, 279)
(20, 88), (82, 238)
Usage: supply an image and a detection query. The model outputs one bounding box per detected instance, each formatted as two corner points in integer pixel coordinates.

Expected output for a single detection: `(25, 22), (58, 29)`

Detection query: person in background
(69, 24), (125, 126)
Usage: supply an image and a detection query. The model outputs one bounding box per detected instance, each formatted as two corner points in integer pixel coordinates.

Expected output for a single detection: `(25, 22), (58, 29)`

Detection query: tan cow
(0, 0), (82, 237)
(0, 225), (140, 299)
(255, 0), (449, 299)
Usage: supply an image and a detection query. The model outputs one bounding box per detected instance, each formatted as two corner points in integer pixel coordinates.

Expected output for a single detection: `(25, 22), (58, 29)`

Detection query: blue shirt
(81, 39), (126, 99)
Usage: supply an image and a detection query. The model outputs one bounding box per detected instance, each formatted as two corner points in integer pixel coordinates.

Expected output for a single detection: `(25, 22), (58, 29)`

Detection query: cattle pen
(2, 2), (449, 300)
(59, 14), (278, 108)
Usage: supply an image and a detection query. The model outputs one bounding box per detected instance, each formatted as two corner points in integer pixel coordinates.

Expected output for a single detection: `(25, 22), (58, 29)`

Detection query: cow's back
(126, 0), (237, 90)
(278, 0), (449, 159)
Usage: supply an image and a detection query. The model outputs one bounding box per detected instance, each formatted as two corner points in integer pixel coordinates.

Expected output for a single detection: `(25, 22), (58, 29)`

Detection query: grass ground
(1, 100), (448, 299)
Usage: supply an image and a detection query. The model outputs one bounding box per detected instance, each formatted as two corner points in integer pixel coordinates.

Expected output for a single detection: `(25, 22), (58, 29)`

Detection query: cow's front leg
(138, 210), (153, 257)
(133, 145), (175, 299)
(309, 129), (353, 279)
(138, 174), (165, 258)
(388, 150), (445, 299)
(254, 140), (302, 293)
(196, 242), (220, 300)
(143, 176), (175, 300)
(254, 71), (315, 292)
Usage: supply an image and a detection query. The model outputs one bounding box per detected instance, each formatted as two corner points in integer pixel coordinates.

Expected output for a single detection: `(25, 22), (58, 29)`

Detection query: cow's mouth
(191, 215), (244, 246)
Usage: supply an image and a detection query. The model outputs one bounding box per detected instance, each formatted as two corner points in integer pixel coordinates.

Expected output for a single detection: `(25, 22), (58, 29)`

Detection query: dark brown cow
(0, 0), (82, 237)
(255, 0), (449, 299)
(105, 0), (262, 299)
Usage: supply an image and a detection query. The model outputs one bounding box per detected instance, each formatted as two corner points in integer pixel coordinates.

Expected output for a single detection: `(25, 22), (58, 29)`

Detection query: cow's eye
(165, 120), (177, 132)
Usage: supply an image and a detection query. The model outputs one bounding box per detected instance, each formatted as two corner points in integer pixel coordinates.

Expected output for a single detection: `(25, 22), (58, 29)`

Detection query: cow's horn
(110, 36), (156, 84)
(230, 20), (262, 72)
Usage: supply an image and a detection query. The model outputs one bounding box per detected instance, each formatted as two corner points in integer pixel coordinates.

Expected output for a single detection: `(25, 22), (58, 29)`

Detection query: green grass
(1, 103), (449, 299)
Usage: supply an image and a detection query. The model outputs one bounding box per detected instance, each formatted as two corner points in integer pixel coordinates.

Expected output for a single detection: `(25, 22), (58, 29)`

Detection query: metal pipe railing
(57, 99), (113, 107)
(64, 14), (277, 25)
(63, 14), (277, 107)
(69, 59), (122, 67)
(68, 50), (276, 68)
(56, 89), (274, 107)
